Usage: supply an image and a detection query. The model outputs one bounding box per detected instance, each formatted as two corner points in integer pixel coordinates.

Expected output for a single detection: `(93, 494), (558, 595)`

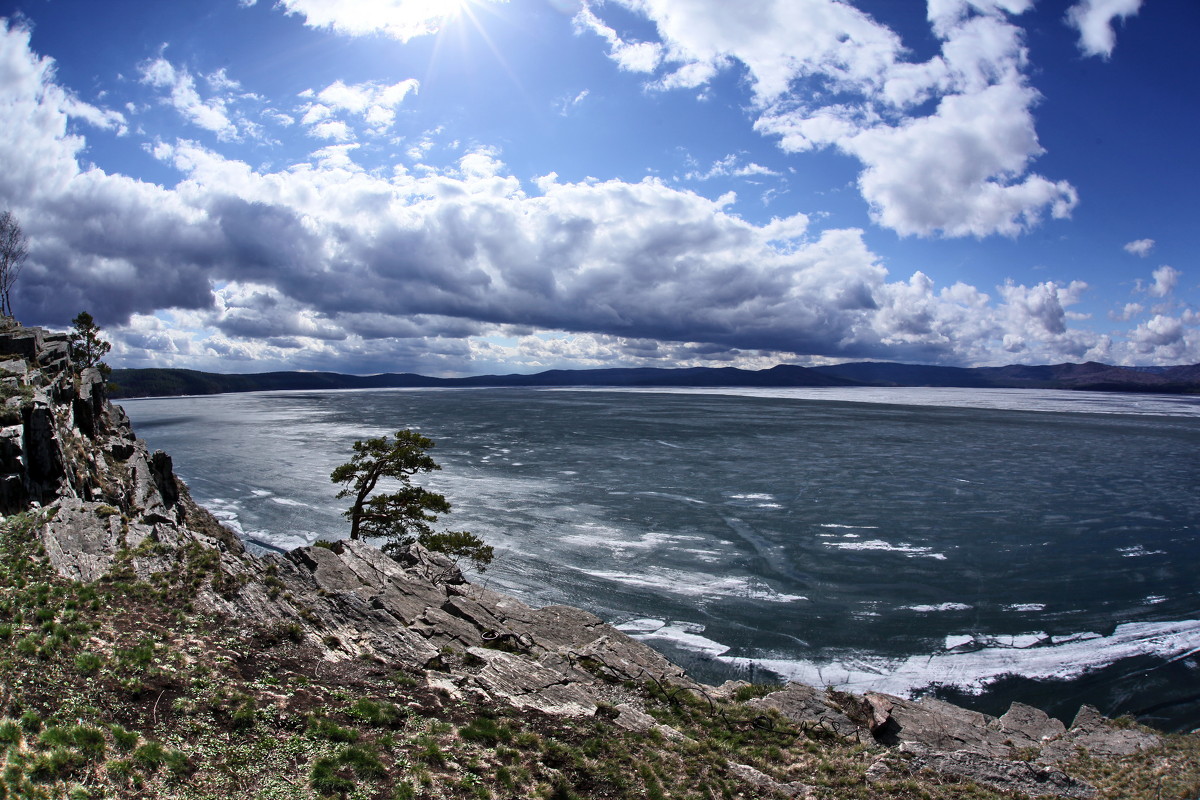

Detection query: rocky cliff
(0, 324), (1190, 800)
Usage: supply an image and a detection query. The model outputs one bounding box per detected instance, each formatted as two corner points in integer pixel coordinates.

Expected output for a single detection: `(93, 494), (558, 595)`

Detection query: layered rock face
(1, 325), (1165, 799)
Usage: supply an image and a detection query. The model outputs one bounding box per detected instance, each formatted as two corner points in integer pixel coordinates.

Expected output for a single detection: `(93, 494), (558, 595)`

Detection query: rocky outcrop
(1, 326), (692, 718)
(748, 683), (1163, 798)
(0, 323), (1172, 799)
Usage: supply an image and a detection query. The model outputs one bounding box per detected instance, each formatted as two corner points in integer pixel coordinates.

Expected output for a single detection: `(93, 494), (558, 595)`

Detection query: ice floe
(721, 618), (1200, 698)
(1117, 545), (1168, 557)
(826, 539), (947, 560)
(614, 619), (731, 659)
(903, 603), (973, 612)
(584, 567), (807, 603)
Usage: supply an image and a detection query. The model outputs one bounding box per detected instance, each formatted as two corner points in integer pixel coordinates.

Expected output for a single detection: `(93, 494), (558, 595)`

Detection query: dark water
(124, 387), (1200, 731)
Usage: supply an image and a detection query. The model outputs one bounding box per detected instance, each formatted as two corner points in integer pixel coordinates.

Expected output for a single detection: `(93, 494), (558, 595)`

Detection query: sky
(0, 0), (1196, 375)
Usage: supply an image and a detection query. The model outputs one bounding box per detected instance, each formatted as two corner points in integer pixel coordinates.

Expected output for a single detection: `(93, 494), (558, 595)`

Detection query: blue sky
(0, 0), (1195, 374)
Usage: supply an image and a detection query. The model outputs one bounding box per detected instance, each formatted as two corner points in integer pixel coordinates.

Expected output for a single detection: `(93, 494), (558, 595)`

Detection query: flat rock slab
(466, 647), (598, 717)
(898, 744), (1097, 799)
(1039, 705), (1161, 764)
(749, 684), (862, 739)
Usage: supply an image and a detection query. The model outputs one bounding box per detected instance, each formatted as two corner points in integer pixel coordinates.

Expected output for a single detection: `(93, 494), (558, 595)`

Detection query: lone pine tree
(331, 429), (492, 570)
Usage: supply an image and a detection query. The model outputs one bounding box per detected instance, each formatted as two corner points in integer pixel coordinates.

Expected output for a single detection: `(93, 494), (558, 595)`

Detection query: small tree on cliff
(0, 210), (28, 319)
(331, 429), (493, 570)
(68, 311), (112, 376)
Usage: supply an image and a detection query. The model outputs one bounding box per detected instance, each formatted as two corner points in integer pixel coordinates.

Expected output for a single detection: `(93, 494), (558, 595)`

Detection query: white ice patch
(1145, 596), (1167, 605)
(728, 493), (783, 508)
(584, 567), (807, 603)
(1117, 545), (1167, 557)
(637, 491), (706, 505)
(269, 496), (309, 507)
(615, 619), (730, 658)
(819, 524), (881, 529)
(582, 386), (1200, 418)
(261, 531), (317, 551)
(741, 619), (1200, 697)
(826, 539), (947, 560)
(1005, 603), (1047, 612)
(615, 618), (667, 635)
(903, 603), (973, 612)
(560, 527), (708, 555)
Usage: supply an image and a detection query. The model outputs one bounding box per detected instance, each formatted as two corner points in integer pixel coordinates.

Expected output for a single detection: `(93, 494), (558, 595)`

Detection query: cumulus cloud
(298, 78), (419, 138)
(1065, 0), (1143, 58)
(1147, 265), (1180, 298)
(1123, 237), (1154, 257)
(1111, 302), (1143, 322)
(1128, 314), (1196, 363)
(2, 18), (1195, 373)
(581, 0), (1077, 238)
(139, 55), (255, 142)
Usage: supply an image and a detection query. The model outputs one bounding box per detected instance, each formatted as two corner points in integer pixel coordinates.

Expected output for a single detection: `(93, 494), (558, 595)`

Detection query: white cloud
(839, 82), (1077, 237)
(1065, 0), (1143, 58)
(573, 6), (664, 73)
(309, 119), (354, 141)
(2, 19), (1196, 373)
(271, 0), (508, 42)
(1129, 314), (1188, 361)
(583, 0), (1077, 238)
(1123, 237), (1154, 257)
(300, 78), (419, 135)
(138, 54), (266, 142)
(686, 154), (781, 182)
(557, 89), (589, 116)
(140, 56), (239, 140)
(61, 95), (128, 136)
(1111, 302), (1143, 321)
(1148, 265), (1180, 298)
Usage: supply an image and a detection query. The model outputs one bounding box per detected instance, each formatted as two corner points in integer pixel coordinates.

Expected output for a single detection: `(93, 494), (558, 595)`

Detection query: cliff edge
(0, 324), (1190, 800)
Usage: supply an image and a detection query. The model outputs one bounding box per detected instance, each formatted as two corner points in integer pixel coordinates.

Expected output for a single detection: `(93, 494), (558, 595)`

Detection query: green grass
(2, 505), (1197, 800)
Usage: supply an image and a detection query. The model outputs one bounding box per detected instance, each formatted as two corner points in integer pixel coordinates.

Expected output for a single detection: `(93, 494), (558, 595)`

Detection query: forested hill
(108, 360), (1200, 398)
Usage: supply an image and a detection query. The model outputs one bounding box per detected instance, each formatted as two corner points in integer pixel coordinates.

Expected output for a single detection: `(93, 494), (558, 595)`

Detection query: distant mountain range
(108, 360), (1200, 398)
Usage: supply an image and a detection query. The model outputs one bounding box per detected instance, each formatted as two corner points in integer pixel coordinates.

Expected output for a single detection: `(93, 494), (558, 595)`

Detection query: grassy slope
(1, 510), (1198, 800)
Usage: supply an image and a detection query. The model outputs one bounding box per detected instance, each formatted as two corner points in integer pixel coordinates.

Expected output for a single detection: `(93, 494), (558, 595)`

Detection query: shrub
(18, 710), (41, 734)
(38, 726), (74, 749)
(309, 756), (355, 797)
(732, 683), (784, 703)
(132, 741), (167, 773)
(0, 720), (21, 746)
(337, 744), (386, 780)
(348, 698), (405, 729)
(459, 715), (512, 746)
(307, 716), (359, 743)
(28, 747), (83, 783)
(74, 652), (103, 675)
(108, 724), (139, 752)
(414, 736), (446, 767)
(68, 725), (107, 760)
(230, 697), (257, 731)
(164, 749), (194, 779)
